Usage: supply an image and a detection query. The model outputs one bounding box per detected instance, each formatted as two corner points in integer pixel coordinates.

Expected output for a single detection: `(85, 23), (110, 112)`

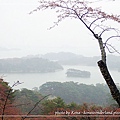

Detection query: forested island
(0, 57), (63, 73)
(66, 69), (91, 78)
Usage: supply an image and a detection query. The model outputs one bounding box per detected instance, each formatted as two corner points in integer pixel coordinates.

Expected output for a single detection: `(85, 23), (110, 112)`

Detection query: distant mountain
(42, 52), (100, 66)
(0, 57), (63, 73)
(42, 52), (79, 61)
(41, 52), (120, 71)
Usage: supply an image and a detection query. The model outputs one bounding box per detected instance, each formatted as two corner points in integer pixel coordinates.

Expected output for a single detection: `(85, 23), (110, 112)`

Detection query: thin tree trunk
(96, 36), (106, 64)
(98, 60), (120, 107)
(95, 35), (120, 107)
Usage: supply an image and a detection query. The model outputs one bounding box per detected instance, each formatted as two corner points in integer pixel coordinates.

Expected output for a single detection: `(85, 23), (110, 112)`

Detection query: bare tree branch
(100, 28), (120, 37)
(81, 10), (89, 18)
(105, 43), (120, 54)
(105, 35), (120, 44)
(21, 94), (51, 120)
(89, 17), (104, 28)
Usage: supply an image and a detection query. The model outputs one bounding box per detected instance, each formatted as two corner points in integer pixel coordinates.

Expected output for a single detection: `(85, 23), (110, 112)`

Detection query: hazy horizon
(0, 0), (120, 59)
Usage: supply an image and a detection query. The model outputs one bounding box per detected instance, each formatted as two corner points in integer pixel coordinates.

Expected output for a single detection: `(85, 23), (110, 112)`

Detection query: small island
(66, 68), (91, 78)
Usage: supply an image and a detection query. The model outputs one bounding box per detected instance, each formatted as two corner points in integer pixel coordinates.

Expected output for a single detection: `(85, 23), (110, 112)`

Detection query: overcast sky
(0, 0), (120, 58)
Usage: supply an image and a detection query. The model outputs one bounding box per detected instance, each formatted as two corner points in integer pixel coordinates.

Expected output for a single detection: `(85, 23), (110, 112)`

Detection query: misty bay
(3, 65), (120, 90)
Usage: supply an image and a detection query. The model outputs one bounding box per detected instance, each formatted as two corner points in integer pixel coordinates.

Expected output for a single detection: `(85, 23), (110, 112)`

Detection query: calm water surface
(2, 65), (120, 90)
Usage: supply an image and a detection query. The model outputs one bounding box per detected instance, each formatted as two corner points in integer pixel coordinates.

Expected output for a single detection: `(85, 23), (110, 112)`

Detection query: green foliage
(66, 102), (78, 110)
(41, 97), (105, 115)
(13, 83), (118, 115)
(12, 81), (120, 115)
(41, 97), (65, 114)
(39, 81), (110, 106)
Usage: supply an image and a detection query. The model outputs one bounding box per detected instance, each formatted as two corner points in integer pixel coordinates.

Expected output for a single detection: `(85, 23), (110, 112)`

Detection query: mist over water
(3, 65), (120, 90)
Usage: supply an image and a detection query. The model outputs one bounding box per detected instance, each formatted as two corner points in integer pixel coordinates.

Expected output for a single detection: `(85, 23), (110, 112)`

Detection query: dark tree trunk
(98, 60), (120, 107)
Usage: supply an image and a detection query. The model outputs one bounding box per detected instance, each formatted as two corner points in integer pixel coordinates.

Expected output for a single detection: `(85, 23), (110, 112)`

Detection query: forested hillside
(39, 81), (117, 106)
(13, 81), (119, 116)
(0, 79), (119, 120)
